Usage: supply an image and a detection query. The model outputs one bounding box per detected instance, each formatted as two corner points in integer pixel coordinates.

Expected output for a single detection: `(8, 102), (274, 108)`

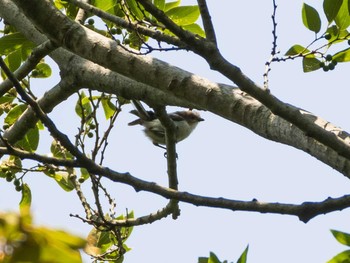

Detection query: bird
(128, 100), (204, 148)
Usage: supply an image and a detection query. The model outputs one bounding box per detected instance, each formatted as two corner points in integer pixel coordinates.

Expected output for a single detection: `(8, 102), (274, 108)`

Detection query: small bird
(128, 100), (204, 147)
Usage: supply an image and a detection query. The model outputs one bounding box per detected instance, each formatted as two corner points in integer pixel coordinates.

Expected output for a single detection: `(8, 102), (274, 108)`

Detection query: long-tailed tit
(128, 100), (204, 147)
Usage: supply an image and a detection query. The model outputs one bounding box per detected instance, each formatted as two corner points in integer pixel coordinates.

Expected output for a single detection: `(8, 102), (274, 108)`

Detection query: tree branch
(197, 0), (217, 45)
(4, 0), (350, 179)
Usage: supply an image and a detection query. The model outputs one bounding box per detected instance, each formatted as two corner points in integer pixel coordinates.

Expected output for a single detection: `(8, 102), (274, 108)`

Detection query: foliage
(327, 230), (350, 263)
(0, 196), (86, 263)
(2, 0), (350, 262)
(198, 247), (249, 263)
(284, 0), (350, 72)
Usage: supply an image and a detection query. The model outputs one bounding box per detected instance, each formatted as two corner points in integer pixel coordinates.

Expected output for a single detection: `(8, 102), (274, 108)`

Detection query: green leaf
(75, 91), (92, 119)
(183, 23), (205, 37)
(302, 57), (321, 72)
(208, 252), (221, 263)
(50, 140), (74, 160)
(5, 104), (27, 125)
(324, 0), (343, 23)
(198, 257), (209, 263)
(19, 183), (32, 212)
(47, 171), (75, 191)
(335, 0), (350, 29)
(154, 0), (165, 10)
(164, 0), (181, 12)
(101, 97), (117, 119)
(331, 229), (350, 246)
(16, 126), (40, 152)
(302, 3), (321, 33)
(6, 49), (22, 72)
(166, 6), (200, 26)
(237, 245), (249, 263)
(92, 0), (117, 12)
(333, 47), (350, 62)
(125, 0), (145, 20)
(0, 32), (34, 55)
(32, 63), (52, 78)
(285, 44), (310, 56)
(327, 249), (350, 263)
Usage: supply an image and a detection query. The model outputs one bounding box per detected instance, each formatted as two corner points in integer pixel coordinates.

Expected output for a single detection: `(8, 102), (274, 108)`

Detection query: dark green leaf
(302, 3), (321, 33)
(324, 0), (343, 23)
(331, 229), (350, 246)
(5, 104), (27, 125)
(302, 57), (321, 72)
(335, 0), (350, 29)
(285, 44), (310, 56)
(327, 249), (350, 263)
(16, 126), (39, 152)
(166, 6), (200, 26)
(198, 257), (209, 263)
(333, 47), (350, 62)
(237, 245), (249, 263)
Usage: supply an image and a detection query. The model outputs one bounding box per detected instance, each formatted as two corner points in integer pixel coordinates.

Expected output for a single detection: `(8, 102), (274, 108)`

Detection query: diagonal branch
(197, 0), (217, 45)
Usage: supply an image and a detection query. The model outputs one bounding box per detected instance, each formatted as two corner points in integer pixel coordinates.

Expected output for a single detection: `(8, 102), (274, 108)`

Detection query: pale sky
(2, 1), (350, 262)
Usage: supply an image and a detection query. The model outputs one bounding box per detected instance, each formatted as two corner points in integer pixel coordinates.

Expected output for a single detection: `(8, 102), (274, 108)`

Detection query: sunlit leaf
(237, 245), (249, 263)
(32, 63), (52, 78)
(331, 229), (350, 246)
(0, 32), (34, 55)
(5, 104), (27, 125)
(101, 97), (116, 119)
(183, 23), (205, 37)
(75, 91), (92, 119)
(46, 171), (75, 191)
(335, 0), (350, 30)
(92, 0), (117, 12)
(285, 44), (310, 56)
(154, 0), (165, 10)
(208, 252), (221, 263)
(166, 6), (200, 26)
(327, 249), (350, 263)
(164, 0), (180, 12)
(125, 0), (145, 20)
(50, 140), (74, 160)
(302, 3), (321, 33)
(6, 49), (22, 72)
(324, 0), (343, 23)
(333, 47), (350, 62)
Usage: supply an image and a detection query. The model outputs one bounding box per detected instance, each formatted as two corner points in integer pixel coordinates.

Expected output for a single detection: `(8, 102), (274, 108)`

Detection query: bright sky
(2, 0), (350, 262)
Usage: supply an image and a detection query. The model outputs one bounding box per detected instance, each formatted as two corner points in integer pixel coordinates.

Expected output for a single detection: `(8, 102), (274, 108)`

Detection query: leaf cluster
(286, 0), (350, 72)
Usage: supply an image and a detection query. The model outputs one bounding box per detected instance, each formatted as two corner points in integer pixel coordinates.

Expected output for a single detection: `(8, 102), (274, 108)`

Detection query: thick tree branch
(3, 0), (350, 179)
(68, 0), (188, 49)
